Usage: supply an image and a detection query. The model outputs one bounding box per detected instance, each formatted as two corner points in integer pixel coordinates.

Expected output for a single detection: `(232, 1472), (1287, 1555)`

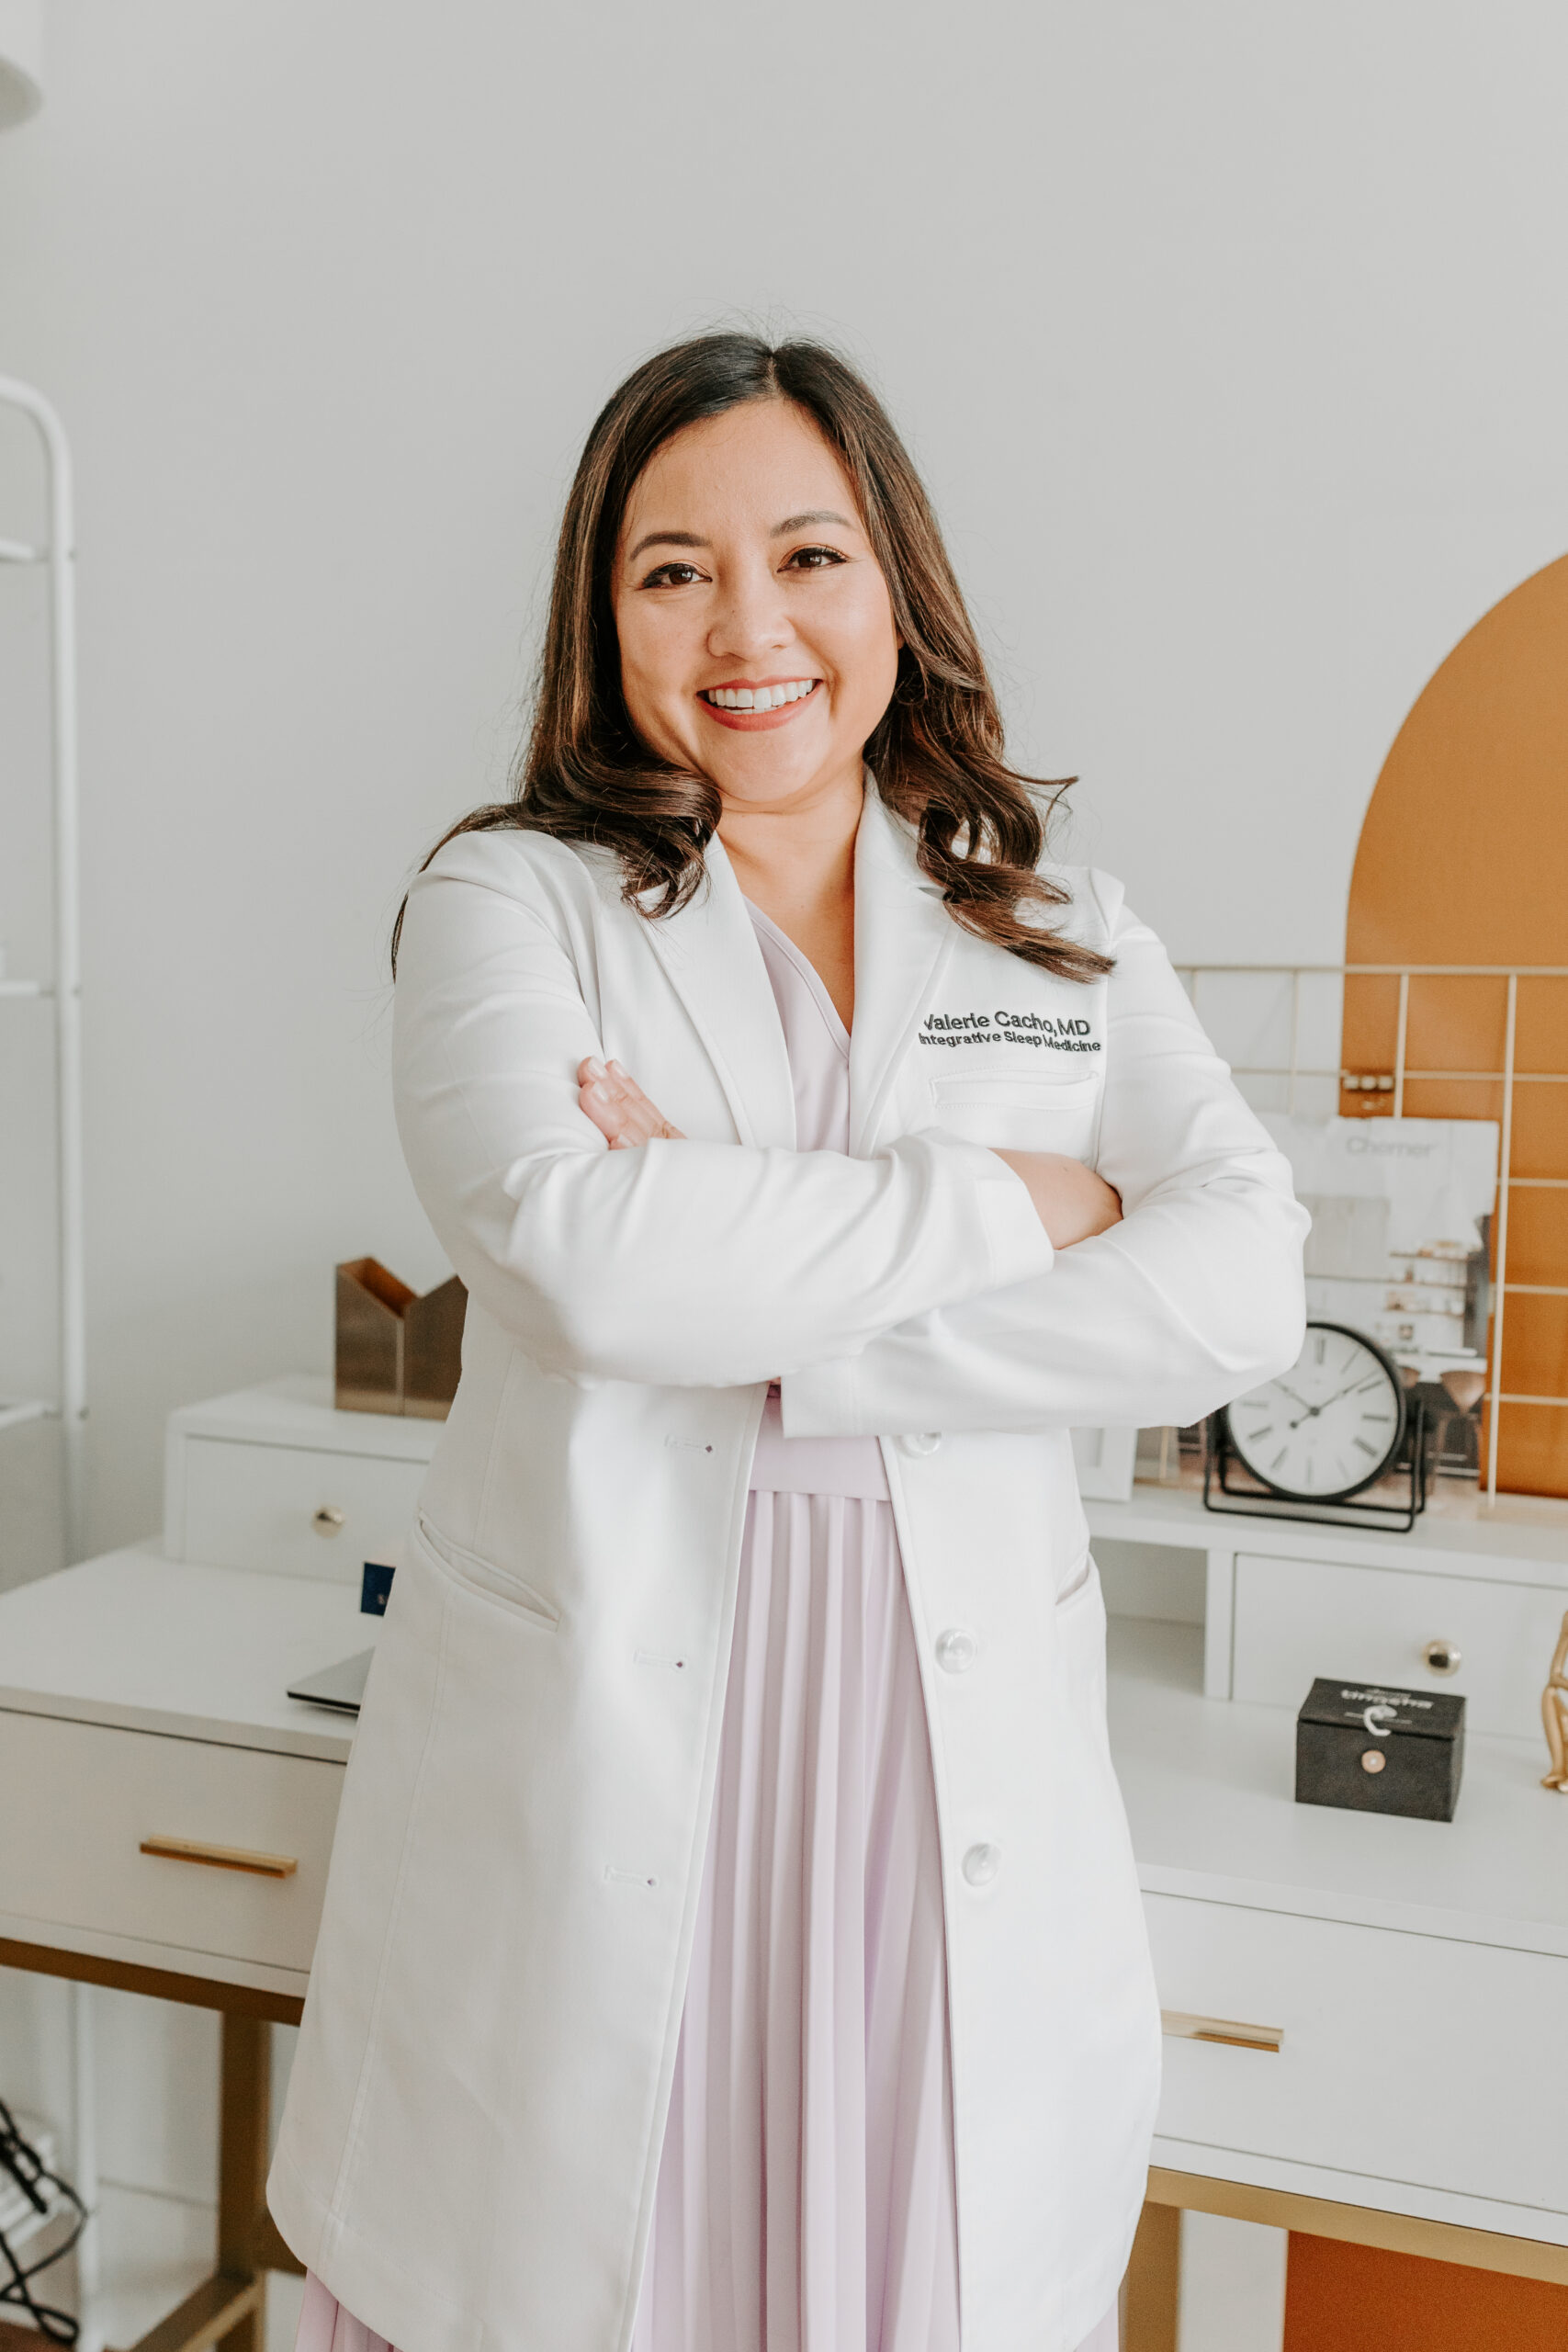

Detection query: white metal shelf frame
(1175, 961), (1568, 1506)
(0, 375), (85, 1557)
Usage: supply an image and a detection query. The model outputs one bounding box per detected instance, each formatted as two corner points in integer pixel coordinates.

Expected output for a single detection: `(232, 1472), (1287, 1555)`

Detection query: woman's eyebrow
(626, 527), (708, 562)
(772, 510), (853, 535)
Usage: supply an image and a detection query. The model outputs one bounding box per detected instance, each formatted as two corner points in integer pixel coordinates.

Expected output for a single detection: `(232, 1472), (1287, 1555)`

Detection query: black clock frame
(1205, 1322), (1429, 1532)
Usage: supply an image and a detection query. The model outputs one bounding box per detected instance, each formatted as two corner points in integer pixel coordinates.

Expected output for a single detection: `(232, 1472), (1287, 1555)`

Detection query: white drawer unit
(177, 1436), (429, 1581)
(1085, 1478), (1568, 1712)
(0, 1707), (343, 1973)
(1148, 1890), (1568, 2217)
(1231, 1551), (1568, 1740)
(165, 1373), (440, 1580)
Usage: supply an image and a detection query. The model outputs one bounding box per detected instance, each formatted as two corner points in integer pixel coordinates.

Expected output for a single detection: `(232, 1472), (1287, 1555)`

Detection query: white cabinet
(1086, 1480), (1568, 1713)
(164, 1374), (439, 1580)
(1231, 1551), (1568, 1739)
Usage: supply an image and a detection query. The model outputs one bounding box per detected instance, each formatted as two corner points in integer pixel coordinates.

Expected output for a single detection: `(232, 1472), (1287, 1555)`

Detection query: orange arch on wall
(1341, 551), (1568, 1497)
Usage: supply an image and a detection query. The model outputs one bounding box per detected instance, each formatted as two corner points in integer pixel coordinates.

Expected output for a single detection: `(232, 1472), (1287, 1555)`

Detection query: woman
(271, 334), (1306, 2352)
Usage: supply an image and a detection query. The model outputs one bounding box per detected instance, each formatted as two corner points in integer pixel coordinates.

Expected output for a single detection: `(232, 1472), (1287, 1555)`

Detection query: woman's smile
(699, 676), (821, 728)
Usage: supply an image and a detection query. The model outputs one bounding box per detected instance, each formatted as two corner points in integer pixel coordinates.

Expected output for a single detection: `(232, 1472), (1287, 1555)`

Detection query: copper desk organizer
(335, 1258), (466, 1419)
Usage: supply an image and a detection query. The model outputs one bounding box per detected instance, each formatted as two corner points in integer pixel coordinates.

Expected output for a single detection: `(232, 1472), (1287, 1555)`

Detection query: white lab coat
(269, 781), (1306, 2352)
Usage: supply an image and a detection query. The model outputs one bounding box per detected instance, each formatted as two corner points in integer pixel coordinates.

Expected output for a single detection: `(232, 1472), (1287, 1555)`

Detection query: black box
(1295, 1678), (1465, 1822)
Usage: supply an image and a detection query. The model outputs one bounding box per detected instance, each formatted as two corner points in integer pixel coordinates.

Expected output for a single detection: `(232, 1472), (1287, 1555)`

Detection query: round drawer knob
(1422, 1639), (1461, 1677)
(311, 1506), (346, 1536)
(1360, 1749), (1388, 1774)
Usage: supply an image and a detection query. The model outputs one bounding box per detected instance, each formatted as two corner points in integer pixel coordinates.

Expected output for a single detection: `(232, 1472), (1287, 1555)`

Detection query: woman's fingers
(576, 1057), (685, 1147)
(992, 1150), (1122, 1249)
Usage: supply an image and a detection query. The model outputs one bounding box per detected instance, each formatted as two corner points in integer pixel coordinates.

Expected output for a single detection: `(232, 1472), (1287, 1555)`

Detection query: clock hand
(1287, 1374), (1383, 1430)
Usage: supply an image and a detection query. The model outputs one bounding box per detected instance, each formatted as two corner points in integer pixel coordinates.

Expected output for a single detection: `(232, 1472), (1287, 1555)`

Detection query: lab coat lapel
(850, 781), (955, 1157)
(638, 831), (797, 1148)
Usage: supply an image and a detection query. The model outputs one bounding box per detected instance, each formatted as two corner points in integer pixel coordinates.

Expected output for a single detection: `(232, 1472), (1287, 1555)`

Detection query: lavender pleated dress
(293, 905), (1119, 2352)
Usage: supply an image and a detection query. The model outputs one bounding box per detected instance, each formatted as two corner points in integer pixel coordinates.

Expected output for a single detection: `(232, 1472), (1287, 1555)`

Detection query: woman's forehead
(621, 401), (861, 543)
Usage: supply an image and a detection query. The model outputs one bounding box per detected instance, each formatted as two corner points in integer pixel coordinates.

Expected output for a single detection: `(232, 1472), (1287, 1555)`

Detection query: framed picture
(1070, 1424), (1138, 1502)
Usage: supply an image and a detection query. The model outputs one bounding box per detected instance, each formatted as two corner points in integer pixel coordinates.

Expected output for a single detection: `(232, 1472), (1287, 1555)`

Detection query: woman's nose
(707, 563), (791, 660)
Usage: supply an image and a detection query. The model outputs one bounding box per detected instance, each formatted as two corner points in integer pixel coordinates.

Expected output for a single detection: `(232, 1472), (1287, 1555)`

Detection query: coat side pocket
(1055, 1547), (1096, 1608)
(411, 1511), (560, 1628)
(1053, 1552), (1110, 1734)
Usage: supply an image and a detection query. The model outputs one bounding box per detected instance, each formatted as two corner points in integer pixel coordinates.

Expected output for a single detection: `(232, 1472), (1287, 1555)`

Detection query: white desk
(1109, 1618), (1568, 2255)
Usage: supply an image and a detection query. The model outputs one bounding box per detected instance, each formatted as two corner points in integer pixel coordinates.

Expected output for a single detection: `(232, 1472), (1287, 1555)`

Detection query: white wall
(2, 1), (1566, 1563)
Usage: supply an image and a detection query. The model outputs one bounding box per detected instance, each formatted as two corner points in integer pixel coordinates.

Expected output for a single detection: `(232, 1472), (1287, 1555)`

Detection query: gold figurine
(1542, 1609), (1568, 1792)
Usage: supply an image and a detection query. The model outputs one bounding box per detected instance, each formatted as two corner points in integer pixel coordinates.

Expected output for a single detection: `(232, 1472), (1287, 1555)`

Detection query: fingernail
(584, 1057), (607, 1080)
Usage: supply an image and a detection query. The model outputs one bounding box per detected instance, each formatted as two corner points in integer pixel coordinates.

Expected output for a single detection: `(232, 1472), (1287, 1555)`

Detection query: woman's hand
(577, 1057), (685, 1148)
(993, 1150), (1122, 1250)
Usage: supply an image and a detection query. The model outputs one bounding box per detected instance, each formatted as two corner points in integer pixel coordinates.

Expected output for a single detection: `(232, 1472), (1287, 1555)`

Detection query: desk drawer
(1148, 1892), (1567, 2213)
(1232, 1552), (1568, 1740)
(0, 1710), (342, 1972)
(177, 1437), (427, 1581)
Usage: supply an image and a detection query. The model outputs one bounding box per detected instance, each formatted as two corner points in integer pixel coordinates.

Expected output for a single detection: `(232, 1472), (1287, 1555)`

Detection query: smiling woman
(273, 333), (1307, 2352)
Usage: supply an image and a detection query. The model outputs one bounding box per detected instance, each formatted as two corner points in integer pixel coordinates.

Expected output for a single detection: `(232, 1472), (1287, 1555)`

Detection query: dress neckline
(743, 899), (852, 1054)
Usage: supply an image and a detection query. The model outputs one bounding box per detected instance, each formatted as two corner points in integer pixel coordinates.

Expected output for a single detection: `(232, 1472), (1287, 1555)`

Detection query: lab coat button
(899, 1431), (942, 1457)
(962, 1843), (1000, 1887)
(934, 1628), (977, 1674)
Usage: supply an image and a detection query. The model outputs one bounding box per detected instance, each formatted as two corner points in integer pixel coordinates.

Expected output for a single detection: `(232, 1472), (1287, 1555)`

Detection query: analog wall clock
(1221, 1321), (1408, 1503)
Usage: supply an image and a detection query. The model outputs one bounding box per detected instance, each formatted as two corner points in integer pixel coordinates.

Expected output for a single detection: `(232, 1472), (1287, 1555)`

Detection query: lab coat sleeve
(391, 841), (1054, 1388)
(780, 878), (1309, 1435)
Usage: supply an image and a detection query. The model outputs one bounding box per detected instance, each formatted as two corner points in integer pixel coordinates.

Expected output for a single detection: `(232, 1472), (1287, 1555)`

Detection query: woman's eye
(783, 545), (847, 571)
(640, 560), (705, 589)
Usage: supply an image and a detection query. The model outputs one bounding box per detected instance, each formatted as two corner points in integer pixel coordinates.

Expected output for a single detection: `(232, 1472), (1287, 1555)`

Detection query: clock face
(1223, 1322), (1407, 1502)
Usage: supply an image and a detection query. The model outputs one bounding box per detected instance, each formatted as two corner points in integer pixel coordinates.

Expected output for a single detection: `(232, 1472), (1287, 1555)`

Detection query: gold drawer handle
(140, 1836), (298, 1880)
(1162, 2008), (1283, 2054)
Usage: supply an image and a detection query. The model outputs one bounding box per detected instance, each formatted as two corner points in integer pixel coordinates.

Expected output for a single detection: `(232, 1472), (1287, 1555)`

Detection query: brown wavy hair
(393, 333), (1111, 982)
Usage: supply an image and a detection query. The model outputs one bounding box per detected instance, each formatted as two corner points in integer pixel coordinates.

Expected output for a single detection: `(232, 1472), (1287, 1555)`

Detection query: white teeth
(705, 681), (815, 711)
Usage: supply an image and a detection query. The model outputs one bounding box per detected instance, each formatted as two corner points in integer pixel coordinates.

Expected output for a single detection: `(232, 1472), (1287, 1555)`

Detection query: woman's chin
(706, 737), (867, 815)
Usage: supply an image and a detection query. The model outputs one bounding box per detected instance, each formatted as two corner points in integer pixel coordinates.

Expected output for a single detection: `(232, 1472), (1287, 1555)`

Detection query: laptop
(287, 1648), (374, 1715)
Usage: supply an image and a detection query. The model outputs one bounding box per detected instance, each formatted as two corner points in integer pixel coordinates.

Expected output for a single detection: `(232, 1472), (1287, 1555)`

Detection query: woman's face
(612, 398), (901, 813)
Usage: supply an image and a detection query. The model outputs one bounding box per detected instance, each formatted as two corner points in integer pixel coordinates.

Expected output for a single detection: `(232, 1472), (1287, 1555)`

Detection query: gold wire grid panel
(1172, 964), (1568, 1505)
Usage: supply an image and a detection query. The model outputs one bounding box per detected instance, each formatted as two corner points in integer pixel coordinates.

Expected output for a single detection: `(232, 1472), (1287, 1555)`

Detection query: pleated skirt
(631, 1489), (959, 2352)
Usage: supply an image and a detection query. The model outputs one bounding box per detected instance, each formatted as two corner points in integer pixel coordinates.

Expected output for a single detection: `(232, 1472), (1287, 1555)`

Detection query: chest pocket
(930, 1072), (1099, 1155)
